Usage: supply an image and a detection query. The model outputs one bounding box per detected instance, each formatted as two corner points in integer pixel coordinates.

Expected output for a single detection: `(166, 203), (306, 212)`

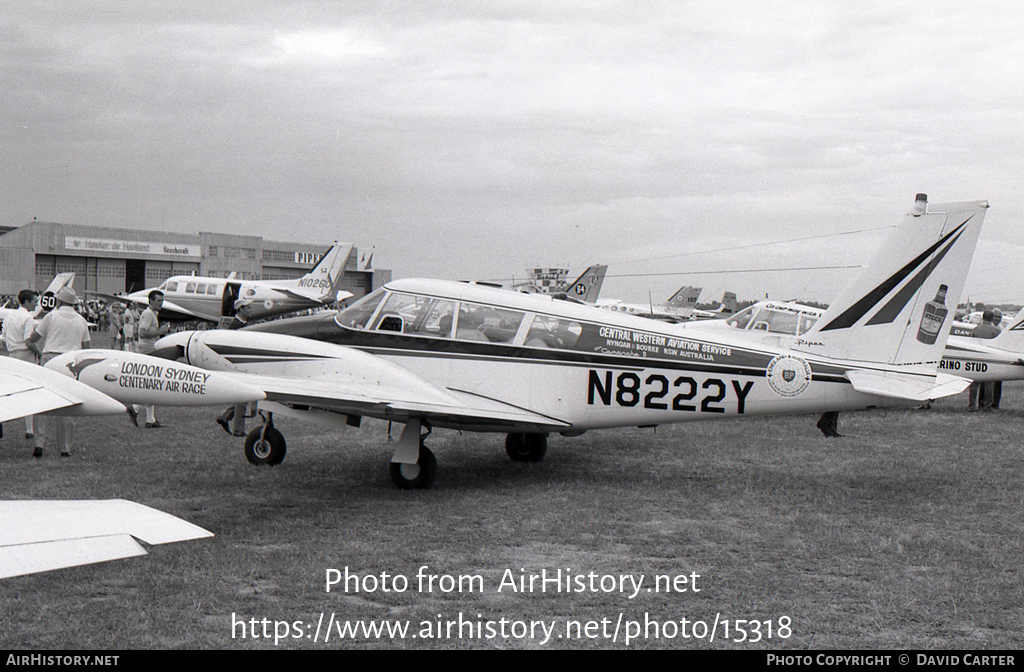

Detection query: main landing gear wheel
(505, 433), (547, 462)
(390, 445), (437, 490)
(244, 426), (287, 466)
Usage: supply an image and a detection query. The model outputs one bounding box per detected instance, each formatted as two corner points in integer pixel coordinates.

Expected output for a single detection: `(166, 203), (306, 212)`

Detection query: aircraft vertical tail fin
(666, 286), (702, 317)
(565, 265), (607, 303)
(794, 194), (987, 370)
(292, 242), (354, 301)
(719, 291), (738, 315)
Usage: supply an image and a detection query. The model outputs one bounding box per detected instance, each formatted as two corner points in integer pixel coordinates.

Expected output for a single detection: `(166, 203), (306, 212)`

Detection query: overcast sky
(3, 1), (1023, 305)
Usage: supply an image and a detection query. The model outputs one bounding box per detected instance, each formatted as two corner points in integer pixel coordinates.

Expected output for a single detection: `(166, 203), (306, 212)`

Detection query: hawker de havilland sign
(148, 194), (988, 490)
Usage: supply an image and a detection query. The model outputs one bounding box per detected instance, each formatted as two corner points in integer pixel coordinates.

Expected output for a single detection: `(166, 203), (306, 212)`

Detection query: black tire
(389, 445), (437, 489)
(505, 432), (547, 462)
(244, 426), (287, 466)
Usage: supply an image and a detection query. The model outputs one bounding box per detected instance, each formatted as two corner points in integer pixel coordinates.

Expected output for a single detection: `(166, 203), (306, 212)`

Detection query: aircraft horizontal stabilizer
(0, 500), (213, 579)
(271, 286), (353, 304)
(845, 370), (970, 402)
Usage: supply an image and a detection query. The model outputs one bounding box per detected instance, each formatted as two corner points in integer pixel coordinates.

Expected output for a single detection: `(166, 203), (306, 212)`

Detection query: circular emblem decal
(766, 355), (812, 398)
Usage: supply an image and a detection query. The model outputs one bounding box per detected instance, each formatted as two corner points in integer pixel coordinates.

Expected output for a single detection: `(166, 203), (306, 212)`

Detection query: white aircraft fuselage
(231, 279), (915, 433)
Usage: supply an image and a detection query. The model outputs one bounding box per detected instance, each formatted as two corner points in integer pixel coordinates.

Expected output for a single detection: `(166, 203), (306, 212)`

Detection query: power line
(606, 265), (864, 278)
(613, 225), (894, 266)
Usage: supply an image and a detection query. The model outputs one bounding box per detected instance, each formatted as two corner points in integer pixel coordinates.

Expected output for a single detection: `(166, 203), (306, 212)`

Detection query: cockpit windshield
(335, 287), (386, 329)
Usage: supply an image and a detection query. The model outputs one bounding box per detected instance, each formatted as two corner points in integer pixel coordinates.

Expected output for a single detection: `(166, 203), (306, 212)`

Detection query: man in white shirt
(133, 290), (170, 428)
(2, 289), (41, 445)
(27, 286), (91, 458)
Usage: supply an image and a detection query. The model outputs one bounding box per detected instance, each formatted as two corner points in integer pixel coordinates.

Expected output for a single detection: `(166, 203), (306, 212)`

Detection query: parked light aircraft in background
(597, 286), (702, 322)
(155, 195), (987, 490)
(91, 242), (354, 324)
(690, 291), (739, 319)
(689, 293), (1024, 385)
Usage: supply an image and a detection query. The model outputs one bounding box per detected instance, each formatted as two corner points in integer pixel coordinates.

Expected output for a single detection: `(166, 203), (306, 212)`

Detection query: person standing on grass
(131, 290), (170, 428)
(990, 309), (1003, 409)
(26, 287), (90, 458)
(967, 310), (1000, 411)
(3, 289), (42, 449)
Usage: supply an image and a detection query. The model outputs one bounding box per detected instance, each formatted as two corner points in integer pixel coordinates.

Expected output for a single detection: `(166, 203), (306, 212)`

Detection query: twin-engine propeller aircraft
(154, 195), (987, 490)
(597, 286), (703, 322)
(91, 242), (354, 324)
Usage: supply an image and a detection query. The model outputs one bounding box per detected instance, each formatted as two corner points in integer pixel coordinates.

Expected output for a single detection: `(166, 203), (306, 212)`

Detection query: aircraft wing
(0, 500), (212, 579)
(0, 357), (126, 423)
(223, 371), (572, 431)
(160, 329), (572, 432)
(87, 292), (214, 322)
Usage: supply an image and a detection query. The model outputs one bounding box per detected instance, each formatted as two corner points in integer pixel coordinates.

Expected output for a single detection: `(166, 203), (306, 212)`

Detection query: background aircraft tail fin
(292, 242), (354, 300)
(719, 291), (738, 314)
(794, 194), (987, 369)
(565, 265), (607, 303)
(666, 286), (702, 317)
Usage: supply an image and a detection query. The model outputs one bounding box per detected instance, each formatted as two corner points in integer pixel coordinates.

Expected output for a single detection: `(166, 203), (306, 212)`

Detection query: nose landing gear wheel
(390, 445), (437, 489)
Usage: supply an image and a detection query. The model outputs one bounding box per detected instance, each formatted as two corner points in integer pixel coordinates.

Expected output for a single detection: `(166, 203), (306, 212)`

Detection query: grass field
(1, 365), (1022, 650)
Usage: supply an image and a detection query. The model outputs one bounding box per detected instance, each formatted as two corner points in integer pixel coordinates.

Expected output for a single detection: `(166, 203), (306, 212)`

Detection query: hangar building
(0, 221), (390, 299)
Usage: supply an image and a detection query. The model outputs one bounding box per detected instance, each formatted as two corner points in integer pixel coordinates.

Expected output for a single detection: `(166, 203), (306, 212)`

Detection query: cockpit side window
(335, 287), (386, 329)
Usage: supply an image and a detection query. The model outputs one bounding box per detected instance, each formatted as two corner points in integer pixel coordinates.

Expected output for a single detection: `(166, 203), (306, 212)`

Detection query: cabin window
(196, 283), (208, 294)
(797, 313), (819, 335)
(455, 302), (524, 344)
(335, 288), (386, 329)
(406, 299), (456, 338)
(207, 284), (219, 295)
(185, 282), (197, 293)
(524, 315), (582, 349)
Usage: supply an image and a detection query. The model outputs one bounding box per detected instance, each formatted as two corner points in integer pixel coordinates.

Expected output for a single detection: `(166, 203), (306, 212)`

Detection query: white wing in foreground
(0, 500), (213, 579)
(0, 356), (126, 423)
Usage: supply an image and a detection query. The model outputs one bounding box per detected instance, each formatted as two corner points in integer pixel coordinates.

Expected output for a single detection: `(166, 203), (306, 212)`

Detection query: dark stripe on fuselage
(282, 320), (856, 382)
